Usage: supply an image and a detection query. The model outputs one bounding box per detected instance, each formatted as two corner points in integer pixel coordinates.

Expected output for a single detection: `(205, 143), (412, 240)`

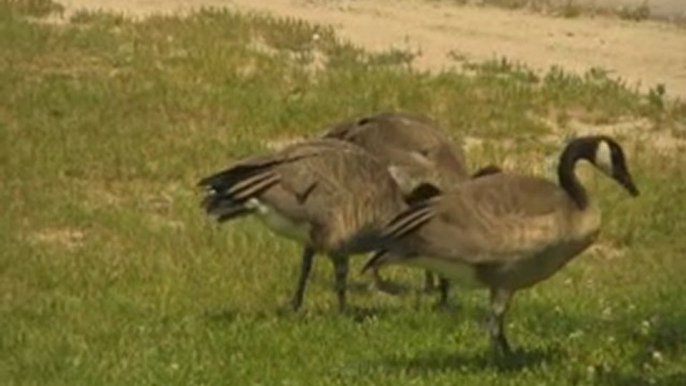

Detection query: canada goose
(322, 111), (470, 193)
(198, 139), (407, 311)
(363, 135), (639, 357)
(323, 111), (470, 298)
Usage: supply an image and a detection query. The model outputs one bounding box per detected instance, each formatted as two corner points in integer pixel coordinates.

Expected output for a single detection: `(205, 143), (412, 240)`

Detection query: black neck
(557, 139), (595, 210)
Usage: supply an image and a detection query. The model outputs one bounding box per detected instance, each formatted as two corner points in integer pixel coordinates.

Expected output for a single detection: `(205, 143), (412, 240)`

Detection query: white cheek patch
(594, 140), (613, 176)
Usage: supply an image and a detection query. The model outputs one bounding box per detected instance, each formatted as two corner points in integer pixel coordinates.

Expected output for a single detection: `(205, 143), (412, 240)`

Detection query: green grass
(2, 1), (686, 385)
(431, 0), (669, 23)
(1, 0), (61, 17)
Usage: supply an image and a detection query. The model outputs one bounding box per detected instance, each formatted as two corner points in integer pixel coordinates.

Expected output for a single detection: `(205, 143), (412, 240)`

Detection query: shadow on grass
(204, 308), (242, 324)
(343, 278), (415, 296)
(381, 346), (562, 373)
(629, 312), (686, 356)
(596, 370), (686, 386)
(203, 304), (396, 324)
(366, 279), (413, 296)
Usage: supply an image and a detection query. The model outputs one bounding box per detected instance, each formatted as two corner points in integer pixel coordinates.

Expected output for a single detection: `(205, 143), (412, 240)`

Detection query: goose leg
(371, 266), (385, 287)
(423, 271), (437, 292)
(291, 246), (315, 311)
(434, 276), (451, 309)
(331, 254), (349, 312)
(488, 287), (513, 358)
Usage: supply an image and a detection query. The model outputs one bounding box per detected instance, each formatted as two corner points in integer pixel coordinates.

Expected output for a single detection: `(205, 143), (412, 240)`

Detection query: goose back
(201, 139), (407, 255)
(323, 112), (469, 193)
(378, 173), (601, 289)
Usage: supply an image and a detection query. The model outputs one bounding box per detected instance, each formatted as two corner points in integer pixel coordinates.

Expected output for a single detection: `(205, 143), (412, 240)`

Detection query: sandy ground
(57, 0), (686, 100)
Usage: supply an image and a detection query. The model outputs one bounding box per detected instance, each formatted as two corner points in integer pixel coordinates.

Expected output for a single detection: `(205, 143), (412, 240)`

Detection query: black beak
(617, 173), (639, 197)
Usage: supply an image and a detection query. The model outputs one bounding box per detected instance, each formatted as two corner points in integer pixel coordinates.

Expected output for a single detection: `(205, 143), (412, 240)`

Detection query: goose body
(323, 111), (473, 300)
(364, 135), (639, 356)
(323, 111), (469, 193)
(199, 139), (406, 310)
(390, 174), (602, 289)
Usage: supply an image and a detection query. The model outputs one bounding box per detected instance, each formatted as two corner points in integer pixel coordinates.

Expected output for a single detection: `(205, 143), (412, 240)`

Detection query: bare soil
(56, 0), (686, 100)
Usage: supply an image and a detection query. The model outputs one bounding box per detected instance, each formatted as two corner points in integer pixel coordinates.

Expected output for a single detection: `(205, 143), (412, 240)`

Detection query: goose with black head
(363, 135), (639, 358)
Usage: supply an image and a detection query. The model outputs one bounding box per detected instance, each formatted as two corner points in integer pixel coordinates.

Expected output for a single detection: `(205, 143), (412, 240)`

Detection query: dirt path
(58, 0), (686, 99)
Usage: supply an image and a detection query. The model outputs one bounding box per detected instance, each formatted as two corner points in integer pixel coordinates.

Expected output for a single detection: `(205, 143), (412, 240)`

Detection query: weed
(560, 0), (581, 18)
(0, 0), (62, 17)
(618, 2), (651, 22)
(432, 0), (670, 24)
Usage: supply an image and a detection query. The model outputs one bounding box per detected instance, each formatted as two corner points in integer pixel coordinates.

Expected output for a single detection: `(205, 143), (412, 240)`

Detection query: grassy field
(2, 1), (686, 385)
(431, 0), (657, 22)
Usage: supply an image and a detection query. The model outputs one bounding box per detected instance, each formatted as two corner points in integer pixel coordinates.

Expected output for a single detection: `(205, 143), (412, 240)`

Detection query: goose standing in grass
(322, 111), (471, 302)
(363, 135), (639, 357)
(198, 139), (408, 311)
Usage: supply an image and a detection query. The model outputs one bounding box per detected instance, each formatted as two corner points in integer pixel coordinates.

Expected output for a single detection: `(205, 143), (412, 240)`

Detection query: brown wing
(259, 139), (406, 250)
(383, 173), (579, 265)
(322, 112), (469, 192)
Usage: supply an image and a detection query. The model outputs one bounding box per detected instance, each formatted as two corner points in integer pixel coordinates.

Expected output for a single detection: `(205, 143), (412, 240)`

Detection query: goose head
(586, 136), (640, 197)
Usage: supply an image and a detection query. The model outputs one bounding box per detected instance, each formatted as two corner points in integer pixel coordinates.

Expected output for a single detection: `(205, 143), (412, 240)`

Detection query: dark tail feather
(201, 191), (252, 221)
(382, 204), (434, 240)
(198, 161), (281, 222)
(198, 160), (282, 191)
(404, 183), (442, 206)
(361, 249), (389, 274)
(226, 172), (280, 201)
